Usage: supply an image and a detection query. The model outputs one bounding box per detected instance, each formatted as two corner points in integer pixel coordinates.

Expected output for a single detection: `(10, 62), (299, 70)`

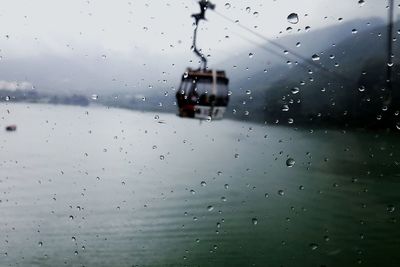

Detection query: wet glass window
(0, 0), (399, 267)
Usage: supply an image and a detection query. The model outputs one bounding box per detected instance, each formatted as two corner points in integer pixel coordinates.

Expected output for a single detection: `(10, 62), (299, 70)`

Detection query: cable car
(176, 0), (230, 120)
(176, 68), (229, 119)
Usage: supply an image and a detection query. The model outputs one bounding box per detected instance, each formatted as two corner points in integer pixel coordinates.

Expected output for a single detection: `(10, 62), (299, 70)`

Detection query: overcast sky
(0, 0), (392, 94)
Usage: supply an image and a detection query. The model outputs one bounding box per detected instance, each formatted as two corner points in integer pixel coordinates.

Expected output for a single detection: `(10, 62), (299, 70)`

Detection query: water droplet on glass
(224, 3), (231, 9)
(224, 183), (229, 189)
(287, 13), (299, 24)
(207, 205), (214, 211)
(201, 181), (207, 187)
(154, 115), (160, 120)
(278, 190), (285, 196)
(248, 53), (254, 58)
(91, 94), (98, 100)
(358, 0), (365, 6)
(282, 105), (289, 112)
(352, 29), (358, 34)
(5, 96), (10, 101)
(309, 243), (319, 250)
(38, 241), (43, 247)
(245, 7), (251, 13)
(159, 155), (165, 160)
(291, 87), (300, 94)
(387, 205), (395, 213)
(311, 54), (320, 61)
(252, 218), (258, 225)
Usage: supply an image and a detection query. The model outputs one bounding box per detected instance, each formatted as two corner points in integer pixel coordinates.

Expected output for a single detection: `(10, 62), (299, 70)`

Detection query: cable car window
(195, 79), (212, 96)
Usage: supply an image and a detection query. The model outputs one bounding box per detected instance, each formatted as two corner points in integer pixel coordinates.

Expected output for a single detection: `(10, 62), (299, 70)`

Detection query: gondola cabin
(176, 68), (229, 120)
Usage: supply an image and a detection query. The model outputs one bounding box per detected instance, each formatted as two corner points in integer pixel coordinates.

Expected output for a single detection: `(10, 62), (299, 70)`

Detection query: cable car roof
(182, 68), (229, 83)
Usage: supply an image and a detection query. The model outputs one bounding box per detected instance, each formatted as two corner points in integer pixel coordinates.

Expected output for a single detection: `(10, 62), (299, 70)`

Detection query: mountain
(223, 17), (400, 129)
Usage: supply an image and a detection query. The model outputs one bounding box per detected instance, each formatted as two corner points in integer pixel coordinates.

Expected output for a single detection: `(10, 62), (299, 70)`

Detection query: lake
(0, 103), (399, 267)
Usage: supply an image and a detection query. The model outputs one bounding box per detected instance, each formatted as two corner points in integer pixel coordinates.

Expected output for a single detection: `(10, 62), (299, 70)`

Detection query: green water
(0, 103), (399, 267)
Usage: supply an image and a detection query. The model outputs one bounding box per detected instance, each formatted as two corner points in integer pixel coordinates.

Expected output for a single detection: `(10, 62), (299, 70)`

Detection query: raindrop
(190, 189), (196, 195)
(224, 3), (231, 9)
(221, 196), (227, 202)
(252, 218), (258, 225)
(224, 183), (229, 189)
(245, 7), (251, 13)
(311, 54), (320, 61)
(387, 205), (395, 213)
(38, 241), (43, 247)
(278, 190), (285, 196)
(309, 243), (319, 250)
(286, 158), (296, 168)
(291, 87), (300, 94)
(352, 29), (358, 34)
(154, 115), (160, 120)
(207, 205), (214, 211)
(282, 105), (289, 112)
(287, 13), (299, 24)
(5, 96), (10, 101)
(248, 53), (254, 58)
(234, 153), (239, 158)
(201, 181), (207, 187)
(358, 0), (365, 6)
(159, 155), (165, 160)
(91, 94), (98, 100)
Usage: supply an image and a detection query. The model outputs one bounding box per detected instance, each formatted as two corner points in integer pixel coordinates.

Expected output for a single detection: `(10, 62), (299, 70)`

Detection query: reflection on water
(0, 103), (399, 267)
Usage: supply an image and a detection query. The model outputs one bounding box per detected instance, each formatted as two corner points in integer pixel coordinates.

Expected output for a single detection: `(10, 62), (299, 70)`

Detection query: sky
(0, 0), (392, 94)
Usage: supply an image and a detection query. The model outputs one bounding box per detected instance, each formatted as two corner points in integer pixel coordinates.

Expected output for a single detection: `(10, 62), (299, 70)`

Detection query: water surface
(0, 103), (399, 267)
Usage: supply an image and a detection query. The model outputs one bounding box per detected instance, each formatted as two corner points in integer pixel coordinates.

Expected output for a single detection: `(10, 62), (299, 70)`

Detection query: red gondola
(176, 0), (230, 120)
